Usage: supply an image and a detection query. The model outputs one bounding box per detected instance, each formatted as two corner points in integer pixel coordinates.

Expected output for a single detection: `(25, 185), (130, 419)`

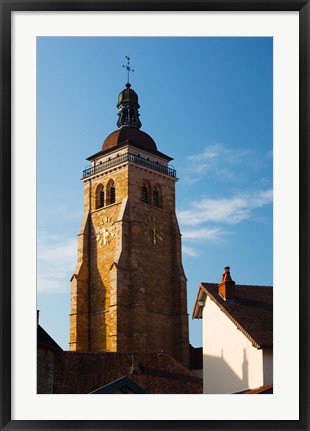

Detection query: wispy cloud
(182, 245), (199, 257)
(186, 143), (251, 179)
(182, 227), (225, 241)
(37, 233), (77, 293)
(178, 189), (272, 256)
(178, 189), (273, 227)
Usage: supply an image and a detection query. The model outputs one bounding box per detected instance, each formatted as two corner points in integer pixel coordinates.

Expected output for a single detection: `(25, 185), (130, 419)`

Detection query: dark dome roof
(102, 126), (157, 152)
(117, 84), (139, 108)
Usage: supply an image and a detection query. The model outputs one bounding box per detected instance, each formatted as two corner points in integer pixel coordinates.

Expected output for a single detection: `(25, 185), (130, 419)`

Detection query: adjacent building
(37, 321), (202, 394)
(192, 266), (273, 394)
(52, 351), (202, 394)
(37, 321), (63, 394)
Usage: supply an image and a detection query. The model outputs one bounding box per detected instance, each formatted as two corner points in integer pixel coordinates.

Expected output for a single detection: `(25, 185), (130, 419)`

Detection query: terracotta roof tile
(194, 283), (273, 349)
(53, 351), (202, 394)
(102, 127), (157, 153)
(87, 127), (172, 161)
(244, 383), (273, 394)
(236, 384), (273, 394)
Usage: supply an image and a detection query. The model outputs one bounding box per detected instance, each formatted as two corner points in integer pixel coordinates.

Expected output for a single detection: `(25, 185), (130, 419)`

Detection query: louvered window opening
(99, 190), (104, 208)
(141, 186), (148, 203)
(153, 191), (160, 207)
(110, 185), (116, 204)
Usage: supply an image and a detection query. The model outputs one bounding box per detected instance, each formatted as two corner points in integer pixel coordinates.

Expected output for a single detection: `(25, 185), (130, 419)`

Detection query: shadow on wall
(203, 348), (249, 394)
(90, 218), (107, 352)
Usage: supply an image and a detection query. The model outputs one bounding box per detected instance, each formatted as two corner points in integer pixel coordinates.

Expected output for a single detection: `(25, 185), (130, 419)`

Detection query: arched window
(107, 180), (116, 205)
(96, 184), (104, 209)
(152, 187), (160, 208)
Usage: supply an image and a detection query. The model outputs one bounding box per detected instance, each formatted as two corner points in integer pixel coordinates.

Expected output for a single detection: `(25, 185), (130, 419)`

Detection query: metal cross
(122, 56), (134, 83)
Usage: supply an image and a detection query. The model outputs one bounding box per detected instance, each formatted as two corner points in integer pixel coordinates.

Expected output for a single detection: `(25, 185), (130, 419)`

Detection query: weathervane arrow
(122, 56), (134, 84)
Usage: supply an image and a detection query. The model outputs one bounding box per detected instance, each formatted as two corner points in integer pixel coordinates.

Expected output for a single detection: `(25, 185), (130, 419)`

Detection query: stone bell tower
(69, 61), (189, 366)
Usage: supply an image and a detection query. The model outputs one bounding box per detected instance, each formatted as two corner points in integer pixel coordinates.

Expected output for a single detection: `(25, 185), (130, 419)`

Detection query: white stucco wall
(202, 296), (265, 394)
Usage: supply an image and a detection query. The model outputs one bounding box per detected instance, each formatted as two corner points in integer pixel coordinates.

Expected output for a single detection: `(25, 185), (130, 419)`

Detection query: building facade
(193, 267), (273, 394)
(69, 80), (189, 366)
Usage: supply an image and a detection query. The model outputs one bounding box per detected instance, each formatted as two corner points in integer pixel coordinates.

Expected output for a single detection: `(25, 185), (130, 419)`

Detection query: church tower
(69, 61), (189, 366)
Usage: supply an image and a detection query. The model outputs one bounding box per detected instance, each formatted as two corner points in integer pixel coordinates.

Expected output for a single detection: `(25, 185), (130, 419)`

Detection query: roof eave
(86, 141), (173, 162)
(202, 286), (270, 350)
(192, 284), (208, 319)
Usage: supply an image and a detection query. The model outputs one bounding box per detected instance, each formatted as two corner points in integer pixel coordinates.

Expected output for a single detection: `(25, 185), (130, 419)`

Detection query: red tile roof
(102, 127), (157, 153)
(243, 383), (273, 394)
(87, 126), (172, 162)
(53, 351), (202, 394)
(193, 283), (273, 349)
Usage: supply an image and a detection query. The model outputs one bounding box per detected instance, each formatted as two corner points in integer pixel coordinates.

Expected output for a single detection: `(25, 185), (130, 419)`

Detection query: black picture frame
(1, 1), (309, 430)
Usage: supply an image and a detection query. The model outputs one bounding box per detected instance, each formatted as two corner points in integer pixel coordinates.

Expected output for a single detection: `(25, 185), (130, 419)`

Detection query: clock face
(142, 215), (164, 246)
(96, 216), (116, 246)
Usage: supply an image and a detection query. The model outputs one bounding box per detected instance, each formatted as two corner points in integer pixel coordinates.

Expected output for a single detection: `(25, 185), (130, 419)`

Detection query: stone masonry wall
(37, 348), (54, 394)
(70, 159), (189, 366)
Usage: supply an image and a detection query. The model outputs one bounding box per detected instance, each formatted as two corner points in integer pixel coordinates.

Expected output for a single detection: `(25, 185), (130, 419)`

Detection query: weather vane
(123, 56), (134, 84)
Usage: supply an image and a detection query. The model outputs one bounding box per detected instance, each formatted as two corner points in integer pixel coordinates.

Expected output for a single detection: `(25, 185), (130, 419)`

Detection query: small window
(110, 182), (116, 204)
(106, 180), (116, 205)
(96, 184), (104, 209)
(141, 186), (148, 203)
(99, 190), (104, 207)
(153, 189), (160, 207)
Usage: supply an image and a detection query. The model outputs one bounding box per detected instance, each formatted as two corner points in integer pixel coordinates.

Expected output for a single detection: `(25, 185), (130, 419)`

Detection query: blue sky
(37, 37), (273, 350)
